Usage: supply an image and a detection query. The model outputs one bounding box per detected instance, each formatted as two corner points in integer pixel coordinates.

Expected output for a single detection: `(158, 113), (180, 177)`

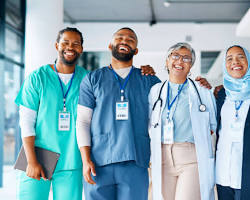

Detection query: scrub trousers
(161, 142), (201, 200)
(217, 184), (241, 200)
(83, 161), (149, 200)
(16, 169), (83, 200)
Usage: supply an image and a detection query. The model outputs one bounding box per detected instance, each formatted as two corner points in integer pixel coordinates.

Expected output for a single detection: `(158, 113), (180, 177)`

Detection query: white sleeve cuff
(76, 105), (93, 148)
(19, 105), (37, 138)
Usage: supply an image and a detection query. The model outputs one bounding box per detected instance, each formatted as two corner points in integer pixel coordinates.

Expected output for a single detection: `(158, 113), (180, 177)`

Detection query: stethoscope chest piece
(199, 104), (206, 112)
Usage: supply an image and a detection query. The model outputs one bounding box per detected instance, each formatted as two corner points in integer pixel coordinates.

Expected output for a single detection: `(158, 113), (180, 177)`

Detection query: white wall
(25, 0), (63, 76)
(65, 22), (250, 85)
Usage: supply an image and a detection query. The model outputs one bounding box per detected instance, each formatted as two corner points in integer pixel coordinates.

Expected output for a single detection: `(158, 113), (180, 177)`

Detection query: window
(0, 0), (25, 187)
(201, 51), (220, 74)
(78, 51), (111, 71)
(6, 0), (23, 31)
(5, 28), (23, 63)
(3, 61), (23, 164)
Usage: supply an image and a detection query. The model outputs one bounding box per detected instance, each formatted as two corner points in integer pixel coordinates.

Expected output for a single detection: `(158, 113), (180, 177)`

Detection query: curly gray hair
(166, 42), (196, 66)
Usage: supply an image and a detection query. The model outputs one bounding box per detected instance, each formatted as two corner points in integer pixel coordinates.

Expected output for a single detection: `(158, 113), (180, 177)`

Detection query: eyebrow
(116, 33), (137, 40)
(172, 53), (191, 57)
(61, 39), (81, 43)
(226, 53), (245, 58)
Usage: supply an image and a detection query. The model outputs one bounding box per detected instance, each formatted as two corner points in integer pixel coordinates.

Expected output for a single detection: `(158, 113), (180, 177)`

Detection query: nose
(119, 36), (130, 44)
(65, 42), (74, 49)
(176, 56), (184, 64)
(232, 57), (240, 65)
(119, 42), (130, 49)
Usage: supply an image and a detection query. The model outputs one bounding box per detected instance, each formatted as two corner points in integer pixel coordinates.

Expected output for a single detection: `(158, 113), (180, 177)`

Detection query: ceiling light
(164, 1), (171, 7)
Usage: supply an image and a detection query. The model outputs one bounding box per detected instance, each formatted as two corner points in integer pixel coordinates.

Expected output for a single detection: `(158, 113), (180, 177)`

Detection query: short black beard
(111, 44), (136, 62)
(60, 50), (80, 66)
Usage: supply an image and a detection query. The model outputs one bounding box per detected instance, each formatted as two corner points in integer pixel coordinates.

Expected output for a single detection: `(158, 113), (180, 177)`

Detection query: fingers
(26, 163), (46, 181)
(213, 85), (223, 98)
(195, 76), (201, 81)
(195, 77), (212, 89)
(26, 169), (40, 180)
(90, 164), (96, 177)
(140, 65), (156, 76)
(83, 161), (96, 185)
(41, 169), (47, 180)
(200, 80), (211, 89)
(84, 170), (96, 185)
(141, 65), (149, 76)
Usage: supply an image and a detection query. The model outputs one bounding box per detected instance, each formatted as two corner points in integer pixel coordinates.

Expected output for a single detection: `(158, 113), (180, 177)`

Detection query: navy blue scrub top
(78, 66), (160, 168)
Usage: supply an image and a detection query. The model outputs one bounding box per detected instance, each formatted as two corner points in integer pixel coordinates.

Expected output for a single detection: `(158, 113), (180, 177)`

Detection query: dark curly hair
(56, 27), (84, 45)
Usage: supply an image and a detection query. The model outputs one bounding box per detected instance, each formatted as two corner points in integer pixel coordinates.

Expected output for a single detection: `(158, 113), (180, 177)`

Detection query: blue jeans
(217, 184), (241, 200)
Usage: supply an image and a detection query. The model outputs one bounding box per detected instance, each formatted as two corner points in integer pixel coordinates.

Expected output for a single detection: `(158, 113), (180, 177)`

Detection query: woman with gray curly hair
(148, 42), (217, 200)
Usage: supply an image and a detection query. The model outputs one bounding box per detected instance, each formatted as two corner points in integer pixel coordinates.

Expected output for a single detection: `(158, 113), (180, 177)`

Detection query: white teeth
(119, 46), (128, 51)
(65, 52), (74, 56)
(174, 65), (183, 70)
(232, 66), (242, 70)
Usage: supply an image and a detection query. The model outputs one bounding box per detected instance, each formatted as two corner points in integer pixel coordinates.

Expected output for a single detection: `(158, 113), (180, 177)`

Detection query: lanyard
(110, 64), (133, 101)
(166, 79), (187, 119)
(54, 64), (75, 111)
(234, 100), (243, 119)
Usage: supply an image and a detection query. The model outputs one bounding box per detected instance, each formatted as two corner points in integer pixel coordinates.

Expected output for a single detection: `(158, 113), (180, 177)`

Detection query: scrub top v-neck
(15, 64), (88, 170)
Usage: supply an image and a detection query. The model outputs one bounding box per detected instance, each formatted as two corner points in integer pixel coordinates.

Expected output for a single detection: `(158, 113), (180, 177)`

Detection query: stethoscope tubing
(151, 79), (206, 128)
(152, 78), (206, 112)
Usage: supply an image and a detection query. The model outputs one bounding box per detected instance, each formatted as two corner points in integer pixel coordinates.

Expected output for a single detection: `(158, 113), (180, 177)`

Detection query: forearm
(19, 105), (37, 138)
(19, 106), (46, 179)
(80, 146), (92, 163)
(80, 146), (96, 184)
(22, 136), (38, 164)
(76, 105), (93, 147)
(22, 136), (46, 180)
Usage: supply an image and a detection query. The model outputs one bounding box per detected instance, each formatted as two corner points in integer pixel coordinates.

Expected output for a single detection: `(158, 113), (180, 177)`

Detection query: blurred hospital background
(0, 0), (250, 199)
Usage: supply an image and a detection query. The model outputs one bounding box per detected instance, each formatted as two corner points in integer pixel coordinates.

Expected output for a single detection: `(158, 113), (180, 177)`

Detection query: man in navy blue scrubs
(76, 27), (160, 200)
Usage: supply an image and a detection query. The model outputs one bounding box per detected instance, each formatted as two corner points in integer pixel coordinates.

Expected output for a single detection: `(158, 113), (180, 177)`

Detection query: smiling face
(166, 47), (192, 82)
(226, 46), (248, 79)
(109, 29), (138, 62)
(56, 31), (83, 66)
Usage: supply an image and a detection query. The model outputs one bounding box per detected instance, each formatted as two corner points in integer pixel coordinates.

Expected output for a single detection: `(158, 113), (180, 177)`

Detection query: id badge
(230, 119), (244, 142)
(116, 101), (129, 120)
(163, 119), (174, 144)
(58, 111), (70, 131)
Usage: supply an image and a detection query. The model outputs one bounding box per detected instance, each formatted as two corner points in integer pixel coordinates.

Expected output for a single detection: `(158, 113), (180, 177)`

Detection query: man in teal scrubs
(15, 27), (88, 200)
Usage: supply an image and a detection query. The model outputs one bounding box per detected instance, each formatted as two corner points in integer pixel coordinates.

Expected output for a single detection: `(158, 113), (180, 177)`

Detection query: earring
(165, 66), (169, 74)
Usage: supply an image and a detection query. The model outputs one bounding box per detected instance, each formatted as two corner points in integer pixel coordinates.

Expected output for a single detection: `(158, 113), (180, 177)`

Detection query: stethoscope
(152, 78), (206, 128)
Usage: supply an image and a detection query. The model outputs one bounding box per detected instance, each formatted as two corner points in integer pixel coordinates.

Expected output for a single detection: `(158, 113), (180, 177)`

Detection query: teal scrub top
(15, 64), (88, 170)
